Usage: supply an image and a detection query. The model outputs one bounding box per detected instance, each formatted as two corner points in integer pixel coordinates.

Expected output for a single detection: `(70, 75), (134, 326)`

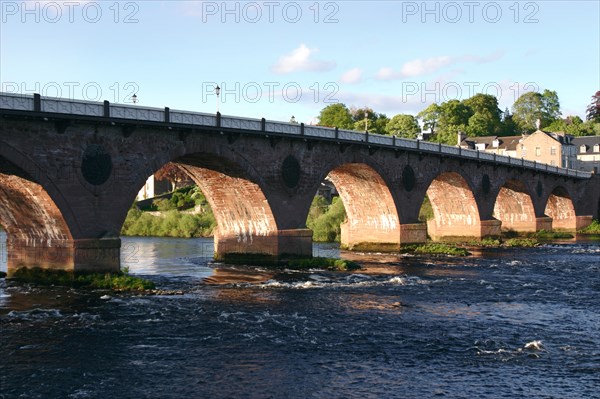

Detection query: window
(580, 145), (587, 153)
(535, 147), (541, 156)
(521, 144), (526, 157)
(594, 144), (600, 153)
(550, 160), (556, 166)
(551, 147), (557, 155)
(475, 143), (486, 151)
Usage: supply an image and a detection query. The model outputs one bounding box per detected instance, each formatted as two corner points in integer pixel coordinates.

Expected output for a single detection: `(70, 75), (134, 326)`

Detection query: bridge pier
(427, 219), (501, 241)
(6, 238), (120, 276)
(340, 221), (401, 252)
(214, 229), (313, 263)
(399, 223), (428, 244)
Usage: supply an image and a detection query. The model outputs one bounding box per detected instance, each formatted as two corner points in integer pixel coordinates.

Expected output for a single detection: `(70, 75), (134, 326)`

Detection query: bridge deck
(0, 92), (592, 179)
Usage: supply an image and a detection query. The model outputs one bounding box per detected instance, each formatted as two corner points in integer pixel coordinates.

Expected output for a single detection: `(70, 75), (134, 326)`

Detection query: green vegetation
(306, 196), (347, 242)
(401, 243), (471, 256)
(287, 257), (361, 271)
(316, 90), (600, 146)
(579, 219), (600, 234)
(122, 208), (215, 238)
(122, 186), (216, 238)
(418, 196), (434, 222)
(10, 267), (155, 291)
(533, 230), (574, 239)
(503, 238), (539, 247)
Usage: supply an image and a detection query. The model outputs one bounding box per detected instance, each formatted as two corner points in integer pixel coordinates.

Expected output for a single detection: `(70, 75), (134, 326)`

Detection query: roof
(572, 136), (600, 154)
(531, 130), (575, 145)
(460, 135), (523, 151)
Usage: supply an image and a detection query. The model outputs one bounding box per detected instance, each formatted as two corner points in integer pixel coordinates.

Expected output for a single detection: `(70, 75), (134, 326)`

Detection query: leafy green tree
(500, 107), (518, 136)
(512, 90), (561, 133)
(317, 103), (353, 129)
(463, 94), (502, 135)
(385, 114), (421, 138)
(350, 107), (389, 134)
(544, 116), (599, 136)
(417, 103), (442, 134)
(586, 90), (600, 122)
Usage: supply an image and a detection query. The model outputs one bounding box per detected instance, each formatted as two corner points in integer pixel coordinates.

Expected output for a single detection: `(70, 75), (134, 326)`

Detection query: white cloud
(375, 51), (505, 81)
(400, 56), (453, 77)
(339, 68), (363, 84)
(272, 44), (336, 74)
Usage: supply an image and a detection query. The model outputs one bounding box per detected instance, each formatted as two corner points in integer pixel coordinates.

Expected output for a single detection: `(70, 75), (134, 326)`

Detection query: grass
(9, 267), (155, 291)
(401, 243), (471, 256)
(287, 257), (362, 271)
(579, 219), (600, 234)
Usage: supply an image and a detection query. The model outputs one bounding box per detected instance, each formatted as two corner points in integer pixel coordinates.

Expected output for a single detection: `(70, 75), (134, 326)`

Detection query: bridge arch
(493, 179), (537, 233)
(0, 153), (74, 271)
(425, 171), (483, 240)
(324, 163), (400, 251)
(175, 155), (279, 258)
(544, 186), (576, 231)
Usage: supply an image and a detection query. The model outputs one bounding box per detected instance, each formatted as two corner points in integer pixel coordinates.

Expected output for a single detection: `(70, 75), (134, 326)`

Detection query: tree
(385, 114), (421, 138)
(317, 103), (353, 129)
(417, 103), (442, 134)
(586, 90), (600, 122)
(462, 94), (502, 135)
(512, 90), (561, 133)
(154, 163), (193, 191)
(350, 107), (389, 134)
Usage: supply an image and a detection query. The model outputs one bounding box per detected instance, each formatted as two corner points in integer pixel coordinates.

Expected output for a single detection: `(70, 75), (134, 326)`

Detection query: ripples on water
(1, 232), (599, 398)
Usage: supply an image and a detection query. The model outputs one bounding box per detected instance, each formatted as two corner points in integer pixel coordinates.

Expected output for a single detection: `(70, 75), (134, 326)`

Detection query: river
(1, 231), (599, 398)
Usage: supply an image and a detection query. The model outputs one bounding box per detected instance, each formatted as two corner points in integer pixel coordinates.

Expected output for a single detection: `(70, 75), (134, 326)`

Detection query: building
(459, 130), (577, 168)
(136, 175), (171, 201)
(572, 136), (600, 173)
(459, 133), (523, 157)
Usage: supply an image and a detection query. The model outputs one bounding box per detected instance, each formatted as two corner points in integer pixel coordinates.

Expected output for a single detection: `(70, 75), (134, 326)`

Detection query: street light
(290, 115), (296, 124)
(364, 109), (368, 132)
(215, 85), (220, 113)
(132, 93), (138, 104)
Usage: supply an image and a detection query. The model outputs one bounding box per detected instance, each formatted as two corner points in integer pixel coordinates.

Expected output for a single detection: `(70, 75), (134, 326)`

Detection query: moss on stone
(287, 257), (361, 271)
(401, 243), (471, 256)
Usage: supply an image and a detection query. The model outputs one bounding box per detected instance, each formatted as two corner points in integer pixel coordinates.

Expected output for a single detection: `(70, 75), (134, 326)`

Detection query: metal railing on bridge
(0, 92), (593, 179)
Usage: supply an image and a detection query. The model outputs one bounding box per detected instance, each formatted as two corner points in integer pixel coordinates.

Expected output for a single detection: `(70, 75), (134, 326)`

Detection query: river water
(1, 231), (599, 398)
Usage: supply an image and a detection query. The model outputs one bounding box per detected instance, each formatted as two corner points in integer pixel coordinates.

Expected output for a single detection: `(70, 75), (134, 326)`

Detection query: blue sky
(1, 1), (598, 124)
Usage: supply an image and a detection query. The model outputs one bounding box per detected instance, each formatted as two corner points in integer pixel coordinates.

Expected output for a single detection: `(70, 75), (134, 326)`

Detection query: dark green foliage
(10, 267), (155, 290)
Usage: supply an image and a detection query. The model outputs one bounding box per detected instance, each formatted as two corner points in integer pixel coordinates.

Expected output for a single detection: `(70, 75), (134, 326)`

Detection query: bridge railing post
(103, 100), (110, 118)
(216, 111), (221, 128)
(300, 122), (305, 135)
(33, 93), (41, 112)
(335, 127), (338, 139)
(164, 107), (170, 123)
(261, 117), (266, 131)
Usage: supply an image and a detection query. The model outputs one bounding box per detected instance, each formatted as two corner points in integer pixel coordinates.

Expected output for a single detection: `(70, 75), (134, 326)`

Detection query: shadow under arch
(493, 179), (537, 233)
(0, 156), (73, 271)
(173, 153), (281, 259)
(426, 171), (483, 240)
(325, 163), (400, 251)
(545, 186), (576, 231)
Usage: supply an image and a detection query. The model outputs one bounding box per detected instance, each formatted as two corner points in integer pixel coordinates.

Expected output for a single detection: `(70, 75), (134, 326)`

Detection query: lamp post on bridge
(215, 85), (220, 113)
(132, 93), (138, 104)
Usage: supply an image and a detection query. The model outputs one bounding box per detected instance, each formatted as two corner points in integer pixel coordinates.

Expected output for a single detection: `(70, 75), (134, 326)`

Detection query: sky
(1, 0), (599, 125)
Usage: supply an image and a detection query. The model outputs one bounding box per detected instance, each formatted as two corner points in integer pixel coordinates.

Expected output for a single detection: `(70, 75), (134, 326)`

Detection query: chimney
(457, 131), (466, 146)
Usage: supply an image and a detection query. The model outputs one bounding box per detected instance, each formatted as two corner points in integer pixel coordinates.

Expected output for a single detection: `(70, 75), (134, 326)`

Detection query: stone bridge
(1, 93), (598, 273)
